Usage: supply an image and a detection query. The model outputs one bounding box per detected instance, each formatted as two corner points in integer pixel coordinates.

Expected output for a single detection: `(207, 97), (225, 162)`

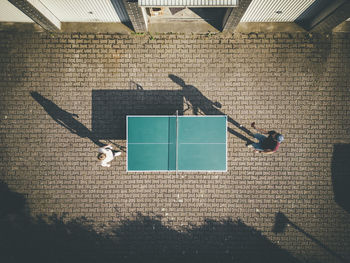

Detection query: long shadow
(273, 212), (348, 263)
(169, 74), (254, 144)
(0, 179), (301, 263)
(332, 144), (350, 213)
(30, 91), (104, 147)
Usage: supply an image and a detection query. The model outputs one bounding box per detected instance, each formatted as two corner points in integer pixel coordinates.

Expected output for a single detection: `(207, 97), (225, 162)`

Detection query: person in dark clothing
(247, 122), (284, 154)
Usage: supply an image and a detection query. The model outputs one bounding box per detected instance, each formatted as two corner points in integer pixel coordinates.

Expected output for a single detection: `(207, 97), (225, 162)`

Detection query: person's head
(273, 132), (284, 143)
(97, 153), (106, 160)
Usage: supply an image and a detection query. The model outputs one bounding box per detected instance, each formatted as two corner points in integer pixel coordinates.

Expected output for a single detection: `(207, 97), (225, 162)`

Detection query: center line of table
(128, 142), (173, 144)
(176, 111), (179, 176)
(180, 143), (226, 144)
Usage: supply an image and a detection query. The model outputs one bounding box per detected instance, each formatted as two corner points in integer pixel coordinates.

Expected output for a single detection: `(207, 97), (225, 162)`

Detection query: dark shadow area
(0, 179), (301, 263)
(31, 92), (104, 147)
(0, 181), (26, 217)
(0, 179), (107, 263)
(273, 212), (348, 263)
(295, 0), (344, 30)
(332, 144), (350, 213)
(113, 214), (300, 263)
(32, 78), (254, 145)
(189, 8), (227, 31)
(110, 0), (133, 30)
(169, 74), (255, 144)
(169, 7), (185, 15)
(272, 211), (289, 234)
(92, 89), (183, 140)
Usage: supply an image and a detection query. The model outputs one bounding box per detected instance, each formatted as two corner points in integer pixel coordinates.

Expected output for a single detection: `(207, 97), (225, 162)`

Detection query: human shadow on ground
(0, 179), (300, 263)
(273, 212), (348, 263)
(331, 144), (350, 214)
(30, 92), (104, 147)
(169, 74), (255, 144)
(92, 89), (183, 140)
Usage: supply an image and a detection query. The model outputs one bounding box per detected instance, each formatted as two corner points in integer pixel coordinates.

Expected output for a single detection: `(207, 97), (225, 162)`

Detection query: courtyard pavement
(0, 30), (350, 263)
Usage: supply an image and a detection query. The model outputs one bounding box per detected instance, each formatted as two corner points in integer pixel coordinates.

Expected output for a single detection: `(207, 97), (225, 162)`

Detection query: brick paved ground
(0, 31), (350, 262)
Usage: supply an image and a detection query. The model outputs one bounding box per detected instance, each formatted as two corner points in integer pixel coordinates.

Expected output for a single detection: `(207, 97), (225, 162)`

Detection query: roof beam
(8, 0), (60, 31)
(138, 0), (238, 7)
(222, 0), (253, 32)
(122, 0), (147, 33)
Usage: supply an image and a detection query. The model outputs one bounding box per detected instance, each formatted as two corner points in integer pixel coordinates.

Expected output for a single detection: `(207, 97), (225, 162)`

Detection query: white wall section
(241, 0), (316, 22)
(139, 0), (238, 7)
(0, 0), (33, 22)
(39, 0), (121, 22)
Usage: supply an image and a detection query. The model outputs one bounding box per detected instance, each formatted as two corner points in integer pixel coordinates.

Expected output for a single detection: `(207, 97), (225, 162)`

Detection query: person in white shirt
(98, 145), (121, 167)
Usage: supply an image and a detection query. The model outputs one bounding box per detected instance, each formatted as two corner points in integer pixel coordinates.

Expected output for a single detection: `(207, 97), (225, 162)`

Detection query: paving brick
(0, 31), (350, 262)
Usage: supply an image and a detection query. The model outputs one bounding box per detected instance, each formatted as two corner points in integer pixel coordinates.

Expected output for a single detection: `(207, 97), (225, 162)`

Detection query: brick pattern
(0, 32), (350, 262)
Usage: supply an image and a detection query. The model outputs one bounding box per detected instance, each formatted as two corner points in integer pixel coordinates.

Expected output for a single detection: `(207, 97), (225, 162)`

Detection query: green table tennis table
(127, 115), (227, 172)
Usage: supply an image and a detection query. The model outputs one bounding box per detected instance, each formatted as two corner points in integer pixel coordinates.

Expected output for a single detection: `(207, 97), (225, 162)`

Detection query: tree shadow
(0, 180), (26, 217)
(0, 179), (301, 263)
(112, 213), (300, 263)
(169, 74), (255, 144)
(273, 212), (348, 263)
(331, 144), (350, 213)
(31, 91), (104, 147)
(0, 178), (112, 263)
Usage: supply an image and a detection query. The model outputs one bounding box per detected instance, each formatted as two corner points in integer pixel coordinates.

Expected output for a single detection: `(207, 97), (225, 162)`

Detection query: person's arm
(99, 145), (113, 154)
(254, 149), (274, 154)
(262, 149), (274, 154)
(103, 144), (113, 150)
(251, 122), (269, 134)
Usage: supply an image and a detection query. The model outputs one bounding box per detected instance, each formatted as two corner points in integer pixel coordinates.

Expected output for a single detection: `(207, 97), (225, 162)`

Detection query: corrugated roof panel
(0, 0), (33, 22)
(139, 0), (238, 7)
(39, 0), (122, 22)
(241, 0), (316, 22)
